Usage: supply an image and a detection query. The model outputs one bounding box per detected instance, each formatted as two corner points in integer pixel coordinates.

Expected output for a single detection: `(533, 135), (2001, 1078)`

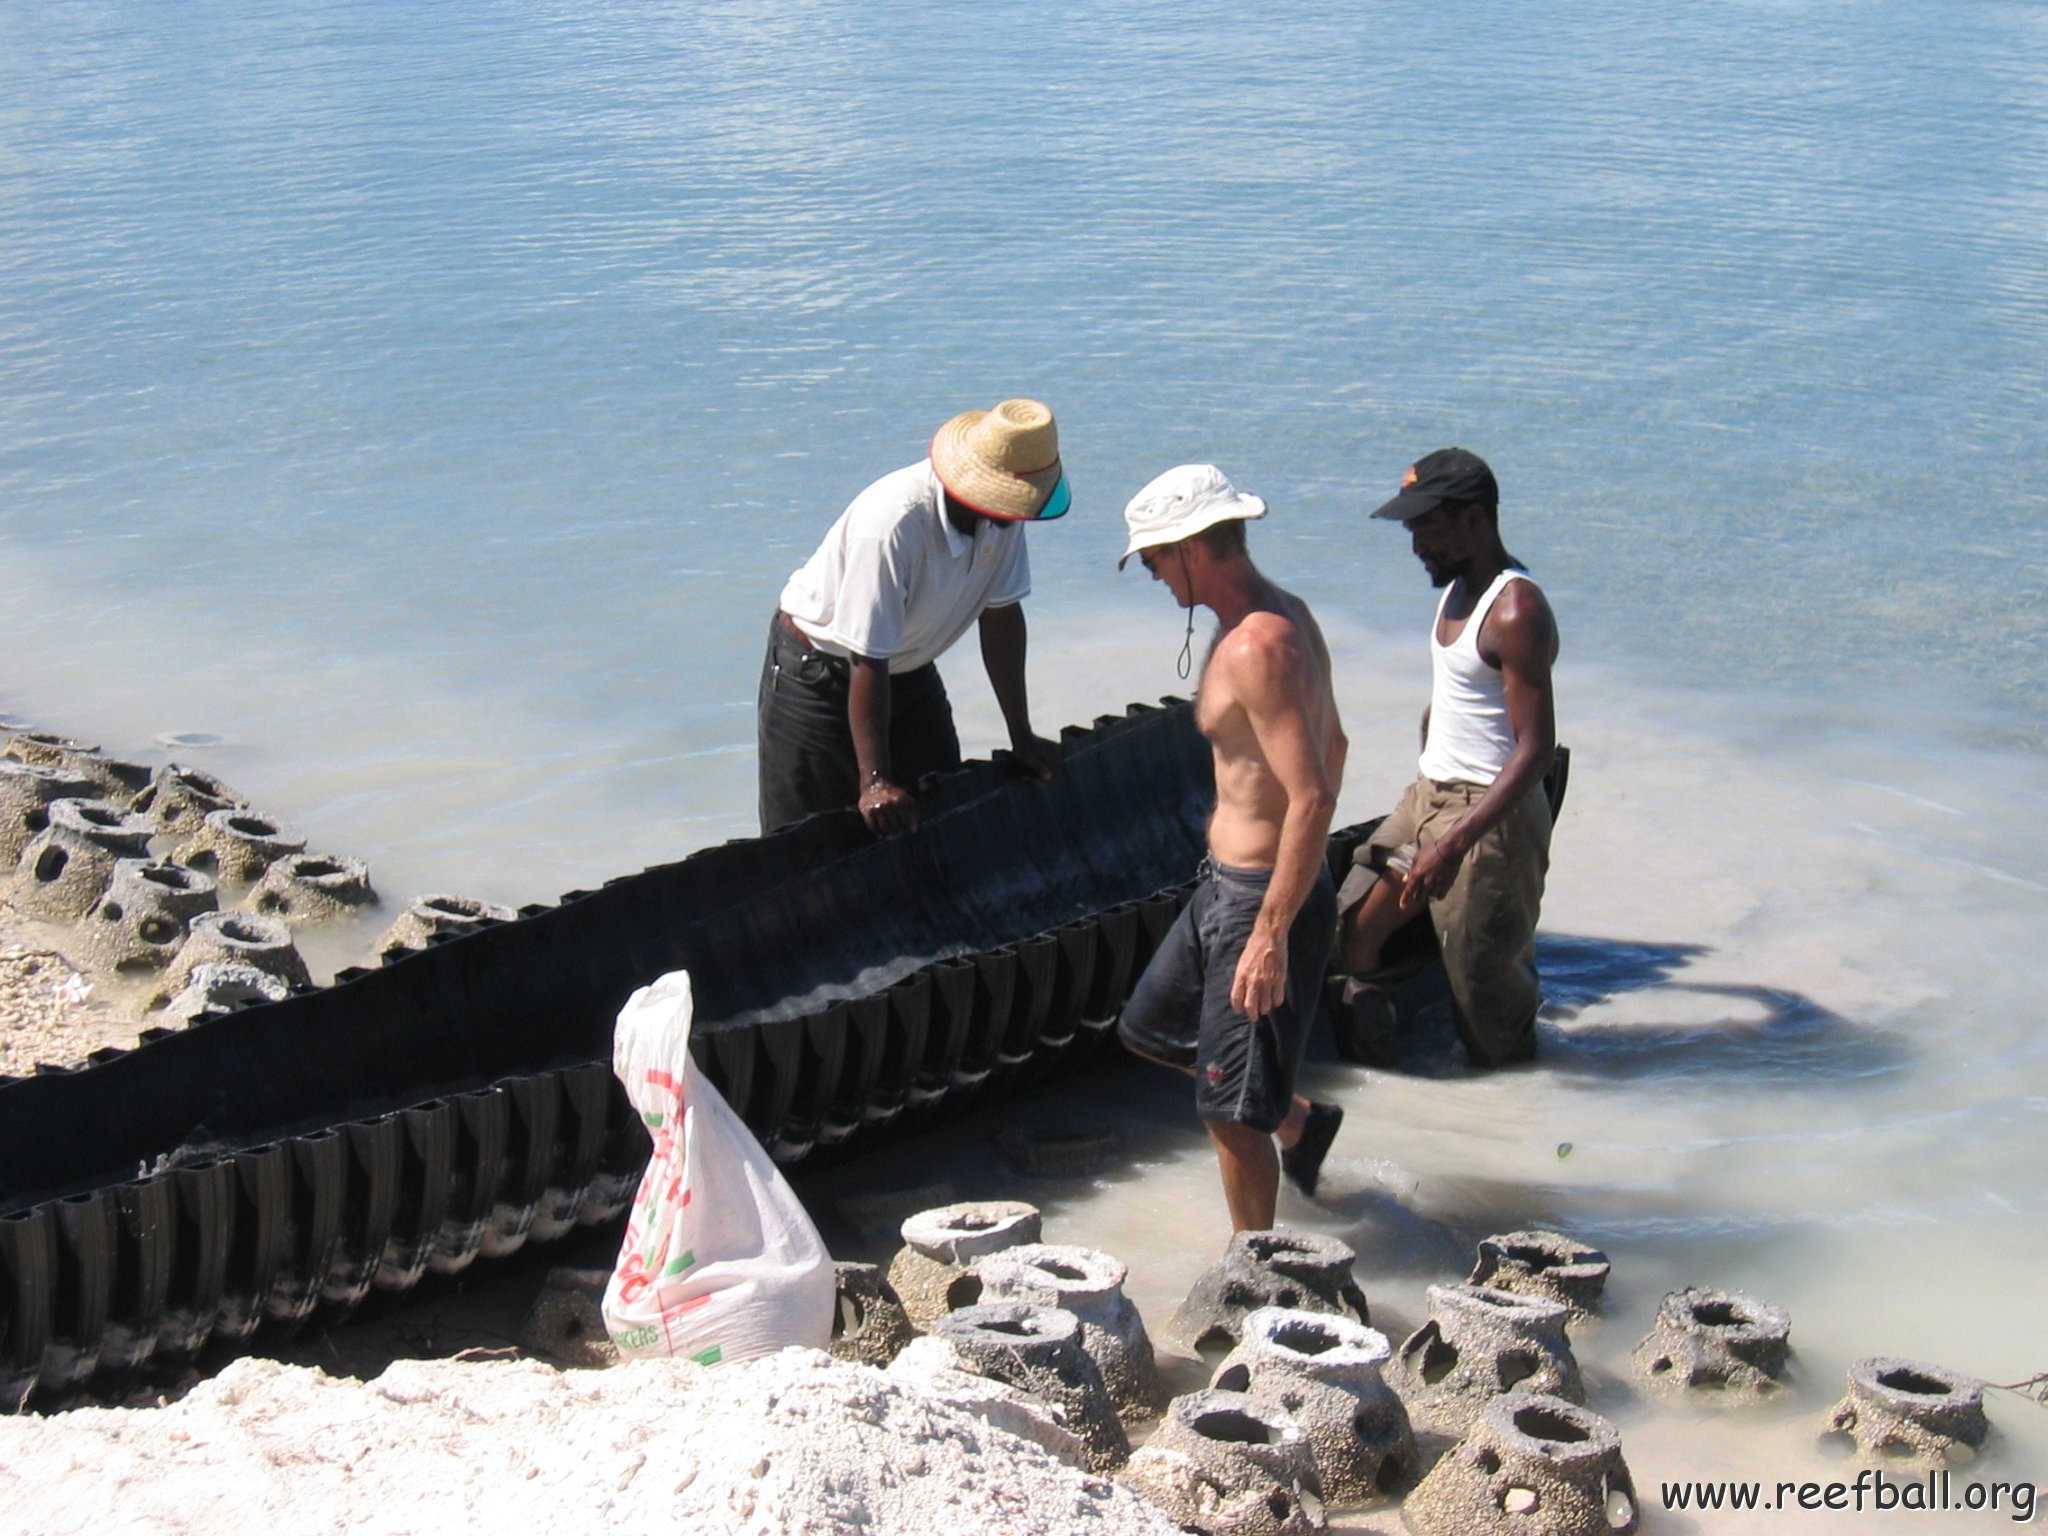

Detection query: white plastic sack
(601, 970), (834, 1364)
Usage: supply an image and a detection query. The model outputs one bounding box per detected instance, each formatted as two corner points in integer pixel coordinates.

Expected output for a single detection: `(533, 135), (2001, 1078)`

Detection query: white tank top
(1417, 569), (1535, 786)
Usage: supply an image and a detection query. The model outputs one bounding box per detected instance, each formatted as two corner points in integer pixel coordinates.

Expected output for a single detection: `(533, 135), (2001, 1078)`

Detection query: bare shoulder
(1213, 608), (1320, 705)
(1485, 575), (1560, 666)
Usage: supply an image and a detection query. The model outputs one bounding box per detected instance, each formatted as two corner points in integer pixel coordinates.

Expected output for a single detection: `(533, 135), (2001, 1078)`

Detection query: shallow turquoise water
(2, 3), (2045, 1513)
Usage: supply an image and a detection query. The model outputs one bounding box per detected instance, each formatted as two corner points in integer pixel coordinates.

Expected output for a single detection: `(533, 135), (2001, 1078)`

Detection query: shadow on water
(1538, 932), (1708, 1011)
(1534, 932), (1908, 1084)
(1335, 931), (1909, 1085)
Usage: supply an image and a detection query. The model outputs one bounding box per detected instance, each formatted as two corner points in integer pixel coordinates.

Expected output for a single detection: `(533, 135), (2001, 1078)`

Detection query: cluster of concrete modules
(578, 1203), (1999, 1536)
(0, 727), (539, 1039)
(503, 1176), (2014, 1536)
(0, 731), (380, 1021)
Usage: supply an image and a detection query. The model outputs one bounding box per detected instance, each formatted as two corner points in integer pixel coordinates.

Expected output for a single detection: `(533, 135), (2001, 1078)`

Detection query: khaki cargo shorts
(1343, 776), (1553, 1067)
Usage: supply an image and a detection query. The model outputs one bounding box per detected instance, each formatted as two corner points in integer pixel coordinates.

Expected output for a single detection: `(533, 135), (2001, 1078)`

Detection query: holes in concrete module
(225, 814), (279, 837)
(1877, 1367), (1952, 1397)
(1513, 1405), (1591, 1444)
(834, 1294), (865, 1340)
(945, 1274), (983, 1311)
(296, 858), (344, 880)
(1474, 1448), (1502, 1475)
(1246, 1234), (1309, 1264)
(1272, 1319), (1338, 1356)
(216, 916), (268, 944)
(1691, 1299), (1747, 1328)
(137, 917), (177, 946)
(33, 846), (67, 883)
(1498, 1350), (1539, 1390)
(1413, 1330), (1458, 1386)
(1501, 1487), (1540, 1515)
(1266, 1493), (1292, 1523)
(1192, 1407), (1278, 1446)
(1605, 1479), (1637, 1530)
(99, 902), (125, 922)
(1214, 1365), (1250, 1393)
(1648, 1356), (1673, 1375)
(1038, 1260), (1087, 1282)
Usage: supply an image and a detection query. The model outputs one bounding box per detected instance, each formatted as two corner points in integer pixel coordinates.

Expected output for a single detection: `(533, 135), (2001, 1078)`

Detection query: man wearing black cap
(1340, 448), (1559, 1068)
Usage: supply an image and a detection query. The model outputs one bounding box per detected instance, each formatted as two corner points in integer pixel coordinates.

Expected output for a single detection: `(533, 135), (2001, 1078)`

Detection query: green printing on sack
(692, 1345), (722, 1366)
(611, 1323), (661, 1352)
(663, 1249), (696, 1277)
(640, 1111), (664, 1129)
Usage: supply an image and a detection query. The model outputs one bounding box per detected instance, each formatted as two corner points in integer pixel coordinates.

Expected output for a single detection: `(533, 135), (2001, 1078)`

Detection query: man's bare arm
(1402, 581), (1557, 907)
(848, 656), (917, 835)
(1226, 619), (1339, 1019)
(978, 602), (1060, 782)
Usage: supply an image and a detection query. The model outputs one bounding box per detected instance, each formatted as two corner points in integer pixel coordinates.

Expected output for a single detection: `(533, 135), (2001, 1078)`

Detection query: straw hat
(930, 399), (1071, 521)
(1118, 464), (1267, 568)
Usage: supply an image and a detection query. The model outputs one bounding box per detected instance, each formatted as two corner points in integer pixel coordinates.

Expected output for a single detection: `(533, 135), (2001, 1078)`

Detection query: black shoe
(1282, 1101), (1343, 1198)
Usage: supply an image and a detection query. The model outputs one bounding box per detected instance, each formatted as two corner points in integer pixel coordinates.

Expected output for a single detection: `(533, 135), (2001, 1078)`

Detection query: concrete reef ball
(1631, 1286), (1791, 1400)
(7, 797), (159, 922)
(1821, 1356), (1990, 1465)
(376, 893), (519, 957)
(3, 733), (151, 799)
(1212, 1307), (1416, 1507)
(1170, 1227), (1370, 1354)
(248, 851), (378, 925)
(1403, 1393), (1639, 1536)
(175, 807), (306, 885)
(1385, 1284), (1583, 1438)
(930, 1300), (1129, 1473)
(161, 960), (293, 1025)
(1466, 1231), (1611, 1318)
(973, 1242), (1165, 1421)
(1120, 1388), (1326, 1536)
(887, 1199), (1042, 1329)
(158, 909), (310, 1001)
(517, 1266), (619, 1370)
(0, 761), (98, 865)
(80, 858), (221, 972)
(827, 1261), (919, 1369)
(130, 764), (248, 838)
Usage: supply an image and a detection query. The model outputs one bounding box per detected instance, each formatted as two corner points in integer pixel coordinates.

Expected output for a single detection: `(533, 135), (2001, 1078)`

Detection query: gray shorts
(1117, 858), (1337, 1133)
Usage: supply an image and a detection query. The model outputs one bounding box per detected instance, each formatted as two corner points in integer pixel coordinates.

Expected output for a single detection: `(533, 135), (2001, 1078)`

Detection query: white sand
(0, 1349), (1182, 1536)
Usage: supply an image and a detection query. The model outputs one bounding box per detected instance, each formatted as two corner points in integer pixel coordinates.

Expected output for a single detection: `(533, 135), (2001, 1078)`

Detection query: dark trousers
(756, 613), (962, 834)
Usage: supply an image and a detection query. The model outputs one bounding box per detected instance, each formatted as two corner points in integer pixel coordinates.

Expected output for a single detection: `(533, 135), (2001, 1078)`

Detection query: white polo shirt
(778, 460), (1031, 673)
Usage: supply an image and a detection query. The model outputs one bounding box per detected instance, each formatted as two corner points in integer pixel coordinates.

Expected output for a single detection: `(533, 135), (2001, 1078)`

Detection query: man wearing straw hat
(1115, 464), (1349, 1232)
(759, 398), (1067, 836)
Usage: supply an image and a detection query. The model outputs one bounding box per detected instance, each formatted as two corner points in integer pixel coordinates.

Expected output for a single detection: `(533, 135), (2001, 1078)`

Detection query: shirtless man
(1114, 464), (1348, 1231)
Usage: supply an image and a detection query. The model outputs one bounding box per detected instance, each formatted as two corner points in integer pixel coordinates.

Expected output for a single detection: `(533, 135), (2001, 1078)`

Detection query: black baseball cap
(1368, 447), (1499, 521)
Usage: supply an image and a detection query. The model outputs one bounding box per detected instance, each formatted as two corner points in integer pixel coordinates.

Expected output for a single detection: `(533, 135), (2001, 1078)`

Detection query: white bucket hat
(1118, 464), (1267, 568)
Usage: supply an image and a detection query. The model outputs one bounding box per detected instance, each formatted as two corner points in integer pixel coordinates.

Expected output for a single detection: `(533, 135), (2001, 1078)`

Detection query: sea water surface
(2, 1), (2045, 1525)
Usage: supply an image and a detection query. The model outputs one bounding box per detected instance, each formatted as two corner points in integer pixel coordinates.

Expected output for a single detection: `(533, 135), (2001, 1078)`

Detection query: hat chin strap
(1175, 548), (1195, 681)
